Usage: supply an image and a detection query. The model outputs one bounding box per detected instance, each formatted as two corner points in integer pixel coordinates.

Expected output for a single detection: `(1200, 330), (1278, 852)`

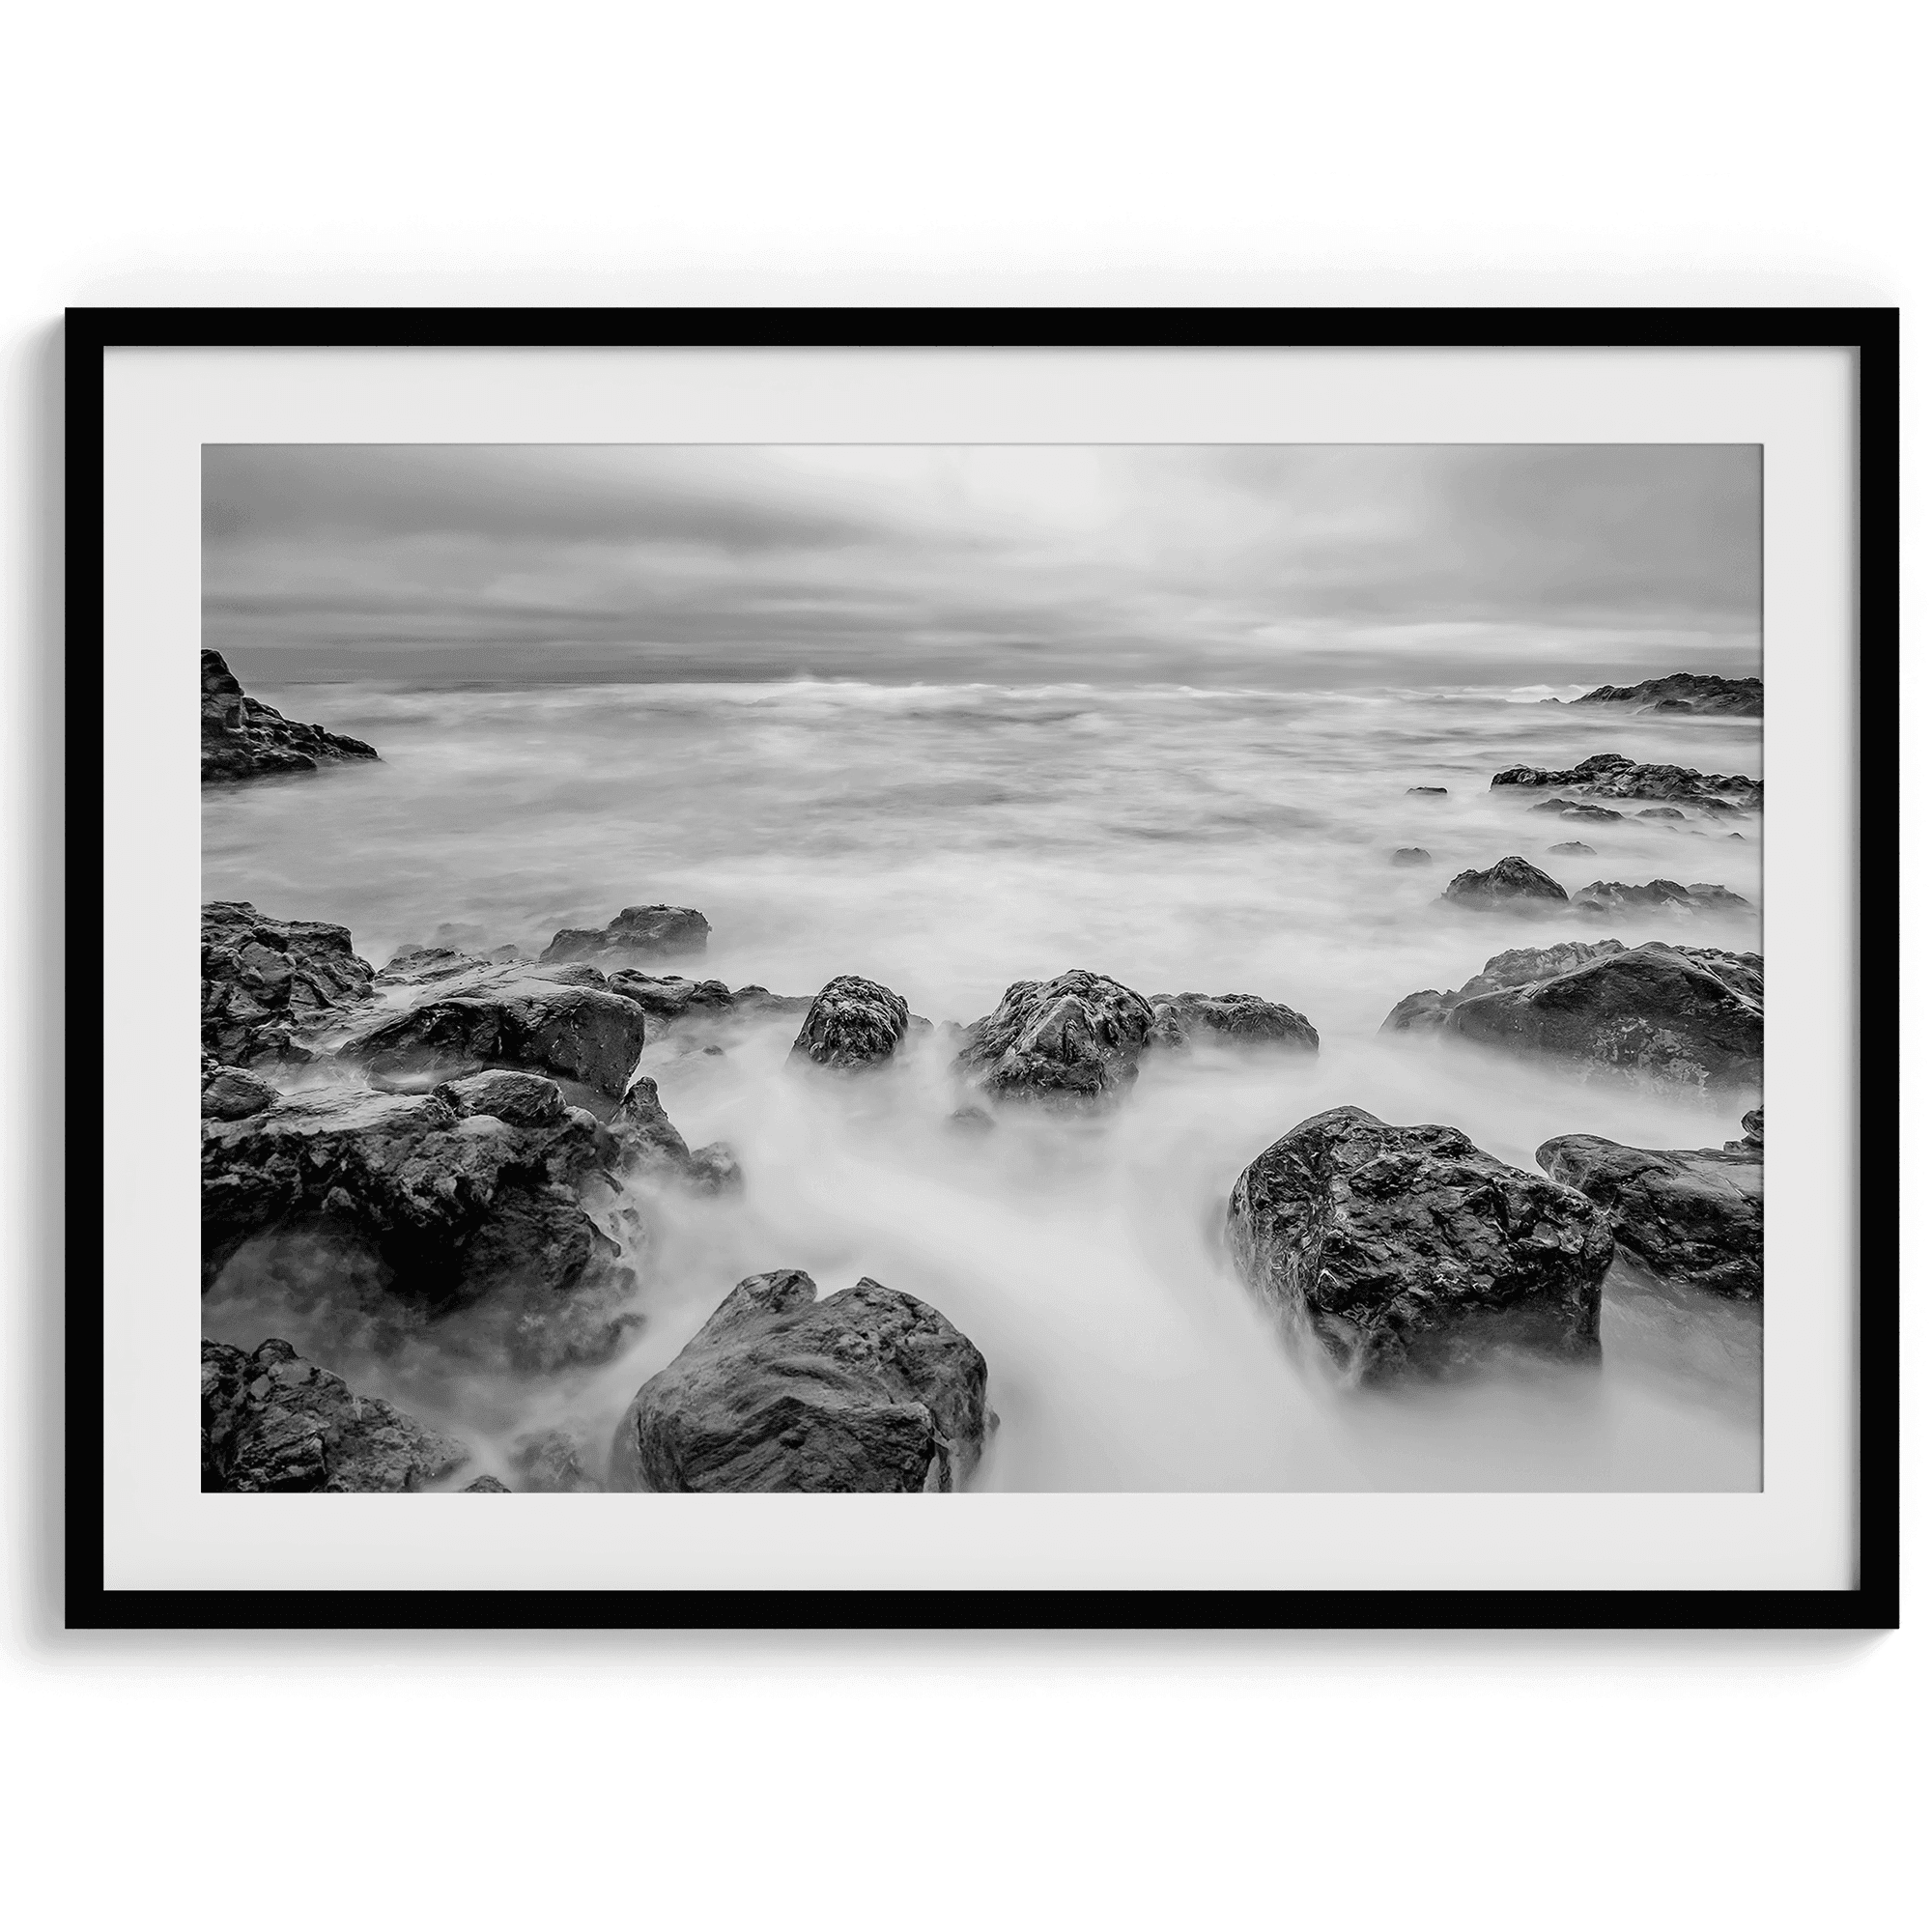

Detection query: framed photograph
(68, 307), (1897, 1630)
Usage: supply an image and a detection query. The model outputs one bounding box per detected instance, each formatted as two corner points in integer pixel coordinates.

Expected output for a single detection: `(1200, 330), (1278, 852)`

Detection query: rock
(540, 904), (710, 966)
(201, 650), (381, 785)
(201, 1065), (278, 1121)
(1636, 806), (1687, 820)
(1547, 841), (1597, 855)
(1572, 878), (1756, 918)
(948, 1106), (996, 1134)
(1570, 673), (1763, 717)
(1380, 941), (1631, 1037)
(1440, 856), (1569, 909)
(1378, 989), (1465, 1035)
(511, 1427), (605, 1492)
(461, 1474), (513, 1492)
(1147, 991), (1319, 1053)
(1226, 1106), (1611, 1384)
(789, 976), (912, 1070)
(1440, 941), (1762, 1091)
(433, 1067), (570, 1128)
(952, 969), (1156, 1108)
(1528, 798), (1626, 822)
(340, 976), (649, 1102)
(1406, 785), (1448, 796)
(375, 945), (493, 989)
(1536, 1126), (1763, 1298)
(1728, 1107), (1764, 1152)
(1492, 752), (1760, 810)
(1390, 846), (1432, 865)
(611, 1270), (990, 1492)
(608, 1076), (741, 1192)
(202, 900), (377, 1066)
(201, 1085), (640, 1370)
(605, 972), (736, 1023)
(729, 985), (818, 1019)
(201, 1338), (470, 1492)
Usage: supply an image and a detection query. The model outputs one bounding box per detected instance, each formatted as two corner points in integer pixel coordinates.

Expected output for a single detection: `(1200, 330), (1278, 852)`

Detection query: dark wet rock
(1147, 991), (1319, 1053)
(433, 1068), (571, 1129)
(1571, 673), (1763, 717)
(1528, 796), (1625, 821)
(1380, 941), (1631, 1037)
(1572, 878), (1756, 918)
(611, 1270), (990, 1492)
(375, 945), (494, 989)
(790, 976), (912, 1070)
(1226, 1106), (1611, 1385)
(201, 1065), (278, 1121)
(1406, 785), (1448, 796)
(1378, 989), (1465, 1035)
(540, 904), (710, 966)
(1390, 846), (1432, 865)
(1441, 941), (1762, 1091)
(606, 972), (736, 1023)
(1440, 856), (1569, 910)
(201, 1337), (470, 1492)
(461, 1474), (512, 1492)
(1728, 1107), (1764, 1152)
(608, 1076), (741, 1192)
(729, 985), (818, 1019)
(1492, 751), (1760, 810)
(340, 976), (649, 1102)
(202, 900), (376, 1066)
(202, 1086), (639, 1370)
(1537, 1124), (1763, 1298)
(512, 1427), (605, 1492)
(1547, 841), (1597, 856)
(201, 650), (380, 785)
(952, 969), (1156, 1108)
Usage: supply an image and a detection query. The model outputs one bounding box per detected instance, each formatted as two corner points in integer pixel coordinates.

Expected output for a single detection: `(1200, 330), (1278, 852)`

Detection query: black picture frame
(65, 304), (1899, 1633)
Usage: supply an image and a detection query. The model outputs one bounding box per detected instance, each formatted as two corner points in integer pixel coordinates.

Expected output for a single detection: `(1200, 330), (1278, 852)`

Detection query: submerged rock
(611, 1270), (990, 1492)
(1546, 841), (1597, 856)
(202, 900), (377, 1066)
(201, 1082), (640, 1370)
(1406, 785), (1448, 796)
(1390, 846), (1432, 865)
(1537, 1115), (1764, 1297)
(540, 904), (710, 966)
(201, 650), (380, 785)
(1570, 673), (1763, 717)
(511, 1427), (605, 1492)
(1147, 991), (1319, 1053)
(1226, 1106), (1611, 1384)
(201, 1338), (470, 1492)
(340, 975), (649, 1102)
(1440, 855), (1569, 910)
(1572, 878), (1755, 918)
(790, 976), (912, 1070)
(953, 969), (1156, 1108)
(1528, 798), (1625, 822)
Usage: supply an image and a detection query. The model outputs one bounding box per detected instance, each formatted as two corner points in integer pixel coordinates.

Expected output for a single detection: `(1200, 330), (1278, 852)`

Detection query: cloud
(203, 442), (1761, 686)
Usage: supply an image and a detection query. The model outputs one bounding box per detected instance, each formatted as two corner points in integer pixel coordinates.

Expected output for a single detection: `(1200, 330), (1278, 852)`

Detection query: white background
(1, 3), (1922, 1928)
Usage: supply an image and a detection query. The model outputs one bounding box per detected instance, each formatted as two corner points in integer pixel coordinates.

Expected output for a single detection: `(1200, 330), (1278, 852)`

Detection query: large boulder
(1379, 940), (1628, 1037)
(201, 1338), (470, 1492)
(1491, 751), (1760, 810)
(201, 650), (380, 785)
(1536, 1121), (1763, 1298)
(201, 1081), (639, 1370)
(1570, 673), (1763, 717)
(540, 904), (710, 966)
(339, 975), (649, 1103)
(202, 900), (376, 1066)
(1147, 991), (1319, 1053)
(1440, 855), (1570, 910)
(1442, 941), (1762, 1091)
(1226, 1106), (1612, 1384)
(611, 1270), (990, 1492)
(790, 976), (913, 1070)
(952, 969), (1156, 1108)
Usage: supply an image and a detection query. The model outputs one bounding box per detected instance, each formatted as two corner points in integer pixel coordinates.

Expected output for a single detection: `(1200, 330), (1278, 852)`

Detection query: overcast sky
(203, 443), (1760, 689)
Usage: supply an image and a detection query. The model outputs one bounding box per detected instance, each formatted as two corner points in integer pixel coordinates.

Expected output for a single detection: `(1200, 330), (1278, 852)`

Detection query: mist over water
(204, 676), (1764, 1491)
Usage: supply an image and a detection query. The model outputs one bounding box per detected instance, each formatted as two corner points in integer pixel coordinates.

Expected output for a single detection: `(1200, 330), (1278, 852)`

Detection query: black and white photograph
(198, 440), (1767, 1498)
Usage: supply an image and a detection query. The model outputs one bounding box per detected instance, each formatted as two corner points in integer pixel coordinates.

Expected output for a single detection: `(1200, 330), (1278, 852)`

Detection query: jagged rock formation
(1226, 1106), (1612, 1384)
(201, 650), (379, 784)
(1536, 1116), (1764, 1298)
(1492, 751), (1761, 811)
(539, 904), (711, 965)
(202, 901), (376, 1066)
(1572, 879), (1755, 918)
(953, 969), (1157, 1108)
(201, 1338), (470, 1492)
(611, 1270), (990, 1492)
(1440, 855), (1570, 910)
(1570, 673), (1762, 717)
(789, 976), (913, 1070)
(1146, 991), (1319, 1052)
(608, 1075), (742, 1193)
